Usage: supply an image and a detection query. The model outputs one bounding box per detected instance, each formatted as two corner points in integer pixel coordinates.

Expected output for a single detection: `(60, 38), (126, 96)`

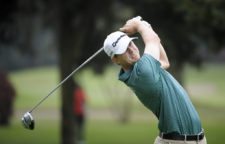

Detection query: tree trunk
(57, 0), (91, 143)
(57, 1), (77, 144)
(58, 21), (76, 144)
(56, 0), (114, 143)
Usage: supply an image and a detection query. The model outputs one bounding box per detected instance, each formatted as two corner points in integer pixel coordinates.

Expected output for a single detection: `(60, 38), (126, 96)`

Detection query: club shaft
(29, 47), (104, 113)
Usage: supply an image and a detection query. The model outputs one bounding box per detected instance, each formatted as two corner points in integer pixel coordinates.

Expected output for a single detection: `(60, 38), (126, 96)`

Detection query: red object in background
(73, 87), (85, 116)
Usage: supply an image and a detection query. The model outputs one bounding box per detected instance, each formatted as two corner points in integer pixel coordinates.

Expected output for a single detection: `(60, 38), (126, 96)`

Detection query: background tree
(174, 0), (225, 51)
(56, 0), (114, 143)
(0, 0), (17, 45)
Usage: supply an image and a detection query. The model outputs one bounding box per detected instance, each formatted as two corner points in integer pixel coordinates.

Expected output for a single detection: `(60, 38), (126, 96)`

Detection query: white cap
(103, 31), (137, 58)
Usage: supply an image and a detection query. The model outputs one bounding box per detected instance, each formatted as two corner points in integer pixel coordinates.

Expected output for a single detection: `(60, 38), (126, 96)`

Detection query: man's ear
(111, 56), (116, 63)
(111, 56), (117, 63)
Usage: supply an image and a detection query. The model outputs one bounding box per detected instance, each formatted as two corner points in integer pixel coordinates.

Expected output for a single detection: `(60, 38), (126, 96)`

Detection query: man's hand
(119, 16), (142, 35)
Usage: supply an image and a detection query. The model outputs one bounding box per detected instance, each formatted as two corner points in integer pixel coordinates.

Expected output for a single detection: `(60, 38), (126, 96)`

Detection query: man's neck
(122, 64), (132, 72)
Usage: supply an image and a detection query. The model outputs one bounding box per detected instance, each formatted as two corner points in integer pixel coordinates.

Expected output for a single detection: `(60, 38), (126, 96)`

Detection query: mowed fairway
(0, 64), (224, 144)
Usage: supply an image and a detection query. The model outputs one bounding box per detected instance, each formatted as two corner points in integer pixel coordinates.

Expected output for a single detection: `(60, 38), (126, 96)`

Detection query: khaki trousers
(154, 136), (207, 144)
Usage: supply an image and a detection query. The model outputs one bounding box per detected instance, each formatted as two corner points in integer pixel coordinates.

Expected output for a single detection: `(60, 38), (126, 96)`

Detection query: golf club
(21, 47), (104, 130)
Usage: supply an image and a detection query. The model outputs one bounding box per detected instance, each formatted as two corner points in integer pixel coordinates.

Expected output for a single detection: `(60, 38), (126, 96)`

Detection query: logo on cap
(112, 34), (125, 47)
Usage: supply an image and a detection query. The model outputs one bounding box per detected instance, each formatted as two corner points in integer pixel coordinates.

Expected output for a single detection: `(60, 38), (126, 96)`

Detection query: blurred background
(0, 0), (224, 144)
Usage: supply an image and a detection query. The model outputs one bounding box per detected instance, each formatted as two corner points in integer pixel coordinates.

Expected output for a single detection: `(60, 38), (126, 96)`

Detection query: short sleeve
(135, 54), (161, 83)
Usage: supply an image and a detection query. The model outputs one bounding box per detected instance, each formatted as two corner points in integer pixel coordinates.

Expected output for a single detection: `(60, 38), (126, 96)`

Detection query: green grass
(0, 64), (224, 144)
(10, 66), (60, 109)
(0, 118), (157, 144)
(86, 120), (158, 144)
(184, 63), (225, 109)
(0, 119), (60, 144)
(203, 121), (225, 143)
(0, 119), (225, 144)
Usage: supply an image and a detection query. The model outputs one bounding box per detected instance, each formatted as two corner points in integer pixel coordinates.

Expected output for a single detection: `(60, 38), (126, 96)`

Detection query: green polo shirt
(119, 54), (202, 135)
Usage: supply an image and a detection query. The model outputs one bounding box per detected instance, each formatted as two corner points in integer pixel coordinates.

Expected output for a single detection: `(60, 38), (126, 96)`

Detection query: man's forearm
(137, 21), (160, 47)
(136, 21), (161, 61)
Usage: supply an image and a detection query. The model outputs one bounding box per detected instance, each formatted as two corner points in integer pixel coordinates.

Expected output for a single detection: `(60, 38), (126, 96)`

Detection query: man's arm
(120, 16), (170, 69)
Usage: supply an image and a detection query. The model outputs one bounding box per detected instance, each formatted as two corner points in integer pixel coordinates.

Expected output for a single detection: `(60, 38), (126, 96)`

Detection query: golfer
(103, 16), (207, 144)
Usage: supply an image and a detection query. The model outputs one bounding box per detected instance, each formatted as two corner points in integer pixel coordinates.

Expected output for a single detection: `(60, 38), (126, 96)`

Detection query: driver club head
(21, 112), (35, 130)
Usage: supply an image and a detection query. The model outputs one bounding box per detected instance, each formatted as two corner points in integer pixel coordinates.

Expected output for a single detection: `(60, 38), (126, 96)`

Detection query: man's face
(112, 41), (140, 66)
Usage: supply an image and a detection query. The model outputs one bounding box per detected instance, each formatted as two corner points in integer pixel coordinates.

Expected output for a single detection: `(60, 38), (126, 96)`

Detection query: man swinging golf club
(103, 16), (207, 144)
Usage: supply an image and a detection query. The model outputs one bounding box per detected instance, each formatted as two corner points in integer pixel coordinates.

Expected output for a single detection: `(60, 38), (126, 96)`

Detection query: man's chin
(133, 55), (140, 61)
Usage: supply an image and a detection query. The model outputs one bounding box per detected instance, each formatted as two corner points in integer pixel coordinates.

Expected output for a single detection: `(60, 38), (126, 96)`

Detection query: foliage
(1, 0), (225, 70)
(173, 0), (225, 51)
(120, 0), (225, 69)
(0, 0), (17, 44)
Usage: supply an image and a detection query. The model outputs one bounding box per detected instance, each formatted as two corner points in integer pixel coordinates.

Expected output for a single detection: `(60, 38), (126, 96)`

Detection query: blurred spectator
(73, 83), (86, 144)
(0, 70), (16, 126)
